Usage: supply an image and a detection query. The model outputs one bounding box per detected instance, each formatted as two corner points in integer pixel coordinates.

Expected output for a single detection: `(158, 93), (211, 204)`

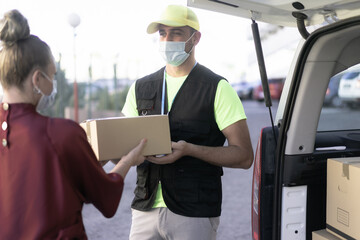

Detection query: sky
(0, 0), (254, 84)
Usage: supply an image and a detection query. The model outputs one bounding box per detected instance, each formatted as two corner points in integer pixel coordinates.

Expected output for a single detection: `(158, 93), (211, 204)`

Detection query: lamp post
(88, 55), (93, 119)
(68, 13), (81, 122)
(113, 62), (118, 114)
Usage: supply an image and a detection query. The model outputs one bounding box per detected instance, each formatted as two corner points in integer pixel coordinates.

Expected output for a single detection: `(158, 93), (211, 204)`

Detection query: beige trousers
(129, 207), (220, 240)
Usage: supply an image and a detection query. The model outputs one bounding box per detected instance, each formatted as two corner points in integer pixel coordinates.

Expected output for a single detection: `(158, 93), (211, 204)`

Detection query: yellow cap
(147, 5), (200, 34)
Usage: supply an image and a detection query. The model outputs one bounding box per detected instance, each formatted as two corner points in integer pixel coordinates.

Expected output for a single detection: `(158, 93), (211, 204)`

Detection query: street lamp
(88, 55), (93, 119)
(68, 13), (81, 122)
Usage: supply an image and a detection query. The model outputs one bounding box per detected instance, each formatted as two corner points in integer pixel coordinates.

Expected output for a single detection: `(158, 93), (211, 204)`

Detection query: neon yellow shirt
(122, 72), (247, 208)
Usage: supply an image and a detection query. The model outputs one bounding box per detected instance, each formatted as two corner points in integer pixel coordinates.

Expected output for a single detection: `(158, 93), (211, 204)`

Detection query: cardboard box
(312, 229), (342, 240)
(326, 157), (360, 240)
(80, 115), (172, 161)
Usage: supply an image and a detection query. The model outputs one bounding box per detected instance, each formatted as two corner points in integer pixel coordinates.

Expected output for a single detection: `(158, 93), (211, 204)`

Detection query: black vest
(132, 64), (226, 217)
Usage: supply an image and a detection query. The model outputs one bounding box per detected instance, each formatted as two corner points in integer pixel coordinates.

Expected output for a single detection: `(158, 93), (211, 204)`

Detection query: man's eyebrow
(169, 28), (185, 33)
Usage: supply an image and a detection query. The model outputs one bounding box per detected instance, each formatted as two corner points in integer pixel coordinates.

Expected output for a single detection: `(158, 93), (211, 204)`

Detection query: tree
(40, 56), (87, 118)
(96, 85), (130, 111)
(40, 58), (72, 118)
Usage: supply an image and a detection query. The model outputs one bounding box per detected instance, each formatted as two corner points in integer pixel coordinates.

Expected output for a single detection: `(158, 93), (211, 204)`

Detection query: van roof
(188, 0), (360, 27)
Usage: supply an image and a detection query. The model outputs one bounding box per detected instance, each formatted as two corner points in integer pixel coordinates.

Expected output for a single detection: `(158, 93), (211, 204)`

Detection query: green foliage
(40, 60), (87, 118)
(40, 58), (131, 118)
(116, 85), (130, 111)
(39, 62), (71, 118)
(96, 85), (130, 111)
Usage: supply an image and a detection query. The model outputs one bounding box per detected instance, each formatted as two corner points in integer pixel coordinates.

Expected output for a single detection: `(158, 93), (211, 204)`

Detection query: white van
(188, 1), (360, 239)
(338, 67), (360, 108)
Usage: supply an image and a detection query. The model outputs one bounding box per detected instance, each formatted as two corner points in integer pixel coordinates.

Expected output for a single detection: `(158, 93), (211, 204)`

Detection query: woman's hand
(125, 138), (147, 166)
(110, 139), (147, 178)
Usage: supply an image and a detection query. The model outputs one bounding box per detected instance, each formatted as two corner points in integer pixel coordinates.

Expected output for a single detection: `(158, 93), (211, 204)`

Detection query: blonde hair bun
(0, 9), (30, 46)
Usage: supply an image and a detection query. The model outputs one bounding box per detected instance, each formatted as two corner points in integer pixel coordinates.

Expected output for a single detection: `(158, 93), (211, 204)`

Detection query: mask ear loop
(33, 86), (41, 95)
(185, 32), (196, 44)
(185, 32), (197, 54)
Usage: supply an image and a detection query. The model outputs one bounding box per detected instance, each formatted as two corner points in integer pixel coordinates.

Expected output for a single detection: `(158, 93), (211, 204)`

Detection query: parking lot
(83, 99), (360, 239)
(82, 100), (277, 240)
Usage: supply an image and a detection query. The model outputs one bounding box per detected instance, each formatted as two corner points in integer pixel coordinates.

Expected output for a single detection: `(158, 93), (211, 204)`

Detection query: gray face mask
(34, 72), (57, 111)
(159, 32), (196, 66)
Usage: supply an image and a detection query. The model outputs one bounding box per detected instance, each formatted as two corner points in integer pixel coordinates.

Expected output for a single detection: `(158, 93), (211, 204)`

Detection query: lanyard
(161, 62), (198, 115)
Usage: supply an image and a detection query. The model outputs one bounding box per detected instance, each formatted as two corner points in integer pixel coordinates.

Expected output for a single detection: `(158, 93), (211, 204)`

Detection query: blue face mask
(159, 32), (196, 66)
(34, 71), (57, 111)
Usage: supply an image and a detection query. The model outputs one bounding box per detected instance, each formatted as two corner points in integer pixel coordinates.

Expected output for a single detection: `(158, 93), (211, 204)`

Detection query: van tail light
(252, 131), (263, 240)
(356, 79), (360, 88)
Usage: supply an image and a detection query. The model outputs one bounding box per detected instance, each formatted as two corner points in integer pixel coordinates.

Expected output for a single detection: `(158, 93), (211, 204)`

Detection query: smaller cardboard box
(80, 115), (172, 161)
(312, 229), (342, 240)
(326, 157), (360, 240)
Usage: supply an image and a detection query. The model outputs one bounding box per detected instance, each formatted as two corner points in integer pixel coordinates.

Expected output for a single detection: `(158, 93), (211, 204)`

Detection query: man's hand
(147, 140), (188, 164)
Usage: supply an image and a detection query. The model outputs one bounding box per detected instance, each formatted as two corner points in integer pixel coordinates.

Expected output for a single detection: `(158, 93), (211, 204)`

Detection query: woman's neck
(2, 87), (36, 105)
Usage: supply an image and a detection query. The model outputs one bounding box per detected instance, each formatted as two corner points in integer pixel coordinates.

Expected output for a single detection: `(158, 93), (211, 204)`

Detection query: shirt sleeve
(49, 119), (124, 218)
(215, 80), (247, 131)
(122, 82), (139, 117)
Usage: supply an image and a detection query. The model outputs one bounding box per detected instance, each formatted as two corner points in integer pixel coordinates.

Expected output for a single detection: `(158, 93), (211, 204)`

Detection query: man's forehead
(158, 25), (190, 32)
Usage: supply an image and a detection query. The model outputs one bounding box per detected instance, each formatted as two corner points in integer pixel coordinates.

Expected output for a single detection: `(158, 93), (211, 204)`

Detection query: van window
(318, 65), (360, 131)
(342, 72), (360, 80)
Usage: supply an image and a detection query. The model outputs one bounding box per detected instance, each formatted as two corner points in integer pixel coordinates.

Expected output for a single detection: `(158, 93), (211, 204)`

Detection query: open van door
(188, 1), (360, 239)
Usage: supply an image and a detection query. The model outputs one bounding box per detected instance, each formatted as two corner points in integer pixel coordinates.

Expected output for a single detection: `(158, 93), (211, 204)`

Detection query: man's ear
(193, 31), (201, 46)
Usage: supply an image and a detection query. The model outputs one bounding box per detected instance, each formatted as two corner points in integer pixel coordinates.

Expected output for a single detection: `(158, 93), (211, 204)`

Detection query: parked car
(323, 73), (344, 107)
(252, 78), (285, 101)
(231, 81), (256, 100)
(338, 67), (360, 108)
(189, 1), (360, 240)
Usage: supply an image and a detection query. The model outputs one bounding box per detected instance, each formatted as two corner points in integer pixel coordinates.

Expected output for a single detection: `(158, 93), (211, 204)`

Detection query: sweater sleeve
(48, 118), (124, 218)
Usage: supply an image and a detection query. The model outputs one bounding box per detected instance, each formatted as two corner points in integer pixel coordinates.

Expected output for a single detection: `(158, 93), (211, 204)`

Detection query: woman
(0, 9), (146, 239)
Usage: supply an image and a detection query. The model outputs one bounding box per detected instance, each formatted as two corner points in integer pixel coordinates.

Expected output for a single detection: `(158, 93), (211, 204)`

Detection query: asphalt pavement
(82, 100), (278, 240)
